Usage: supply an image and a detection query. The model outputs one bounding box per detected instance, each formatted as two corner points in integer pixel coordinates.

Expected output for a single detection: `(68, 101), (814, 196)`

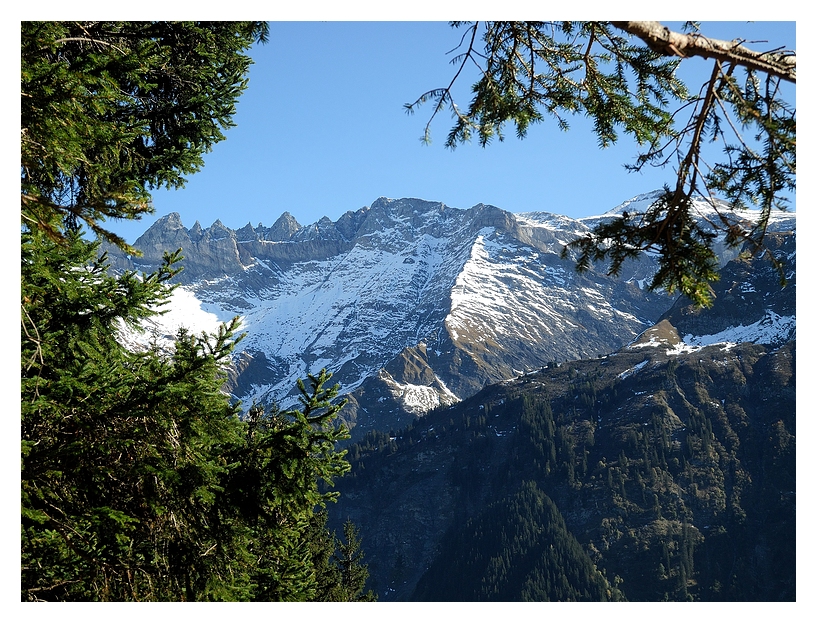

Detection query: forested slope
(331, 336), (795, 601)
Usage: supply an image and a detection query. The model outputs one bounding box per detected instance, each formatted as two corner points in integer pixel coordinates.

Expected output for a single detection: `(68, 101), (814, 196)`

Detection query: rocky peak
(466, 203), (520, 236)
(335, 208), (370, 241)
(122, 214), (247, 281)
(189, 221), (204, 241)
(157, 211), (185, 230)
(265, 211), (302, 241)
(136, 212), (185, 239)
(349, 198), (457, 242)
(626, 318), (682, 349)
(293, 215), (345, 242)
(133, 212), (192, 260)
(203, 219), (233, 240)
(235, 222), (259, 242)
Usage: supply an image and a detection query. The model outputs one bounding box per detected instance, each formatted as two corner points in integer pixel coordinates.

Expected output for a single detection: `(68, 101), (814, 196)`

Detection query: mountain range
(107, 191), (795, 445)
(106, 190), (795, 600)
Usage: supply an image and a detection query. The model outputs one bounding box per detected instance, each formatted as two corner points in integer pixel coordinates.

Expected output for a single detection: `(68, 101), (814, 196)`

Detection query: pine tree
(231, 371), (353, 601)
(21, 21), (268, 249)
(21, 229), (359, 600)
(21, 230), (247, 600)
(20, 21), (374, 601)
(332, 520), (377, 601)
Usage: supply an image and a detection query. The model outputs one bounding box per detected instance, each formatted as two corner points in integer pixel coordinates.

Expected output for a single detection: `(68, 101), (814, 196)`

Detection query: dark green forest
(333, 340), (795, 601)
(414, 481), (622, 601)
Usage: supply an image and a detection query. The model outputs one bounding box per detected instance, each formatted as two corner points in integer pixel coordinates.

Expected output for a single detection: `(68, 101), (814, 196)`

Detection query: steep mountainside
(331, 337), (795, 601)
(326, 235), (795, 601)
(107, 192), (794, 443)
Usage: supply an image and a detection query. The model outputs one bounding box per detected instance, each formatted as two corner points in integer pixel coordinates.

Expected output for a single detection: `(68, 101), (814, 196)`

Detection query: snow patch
(118, 286), (234, 351)
(619, 360), (649, 379)
(380, 372), (460, 414)
(683, 311), (795, 347)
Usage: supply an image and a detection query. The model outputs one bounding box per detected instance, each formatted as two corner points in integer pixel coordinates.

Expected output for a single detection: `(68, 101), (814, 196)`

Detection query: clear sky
(99, 20), (795, 244)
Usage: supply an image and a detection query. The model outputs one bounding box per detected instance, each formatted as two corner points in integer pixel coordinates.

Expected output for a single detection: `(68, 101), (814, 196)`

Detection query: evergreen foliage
(20, 231), (365, 600)
(413, 481), (621, 601)
(21, 21), (268, 250)
(307, 512), (374, 601)
(20, 20), (375, 602)
(335, 342), (794, 601)
(407, 21), (795, 306)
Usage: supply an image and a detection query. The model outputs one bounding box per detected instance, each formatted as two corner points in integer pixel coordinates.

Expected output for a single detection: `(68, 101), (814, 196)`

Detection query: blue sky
(107, 21), (797, 244)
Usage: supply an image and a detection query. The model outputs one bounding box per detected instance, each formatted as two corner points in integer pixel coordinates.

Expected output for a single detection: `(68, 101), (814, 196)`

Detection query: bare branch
(611, 21), (796, 83)
(404, 22), (482, 143)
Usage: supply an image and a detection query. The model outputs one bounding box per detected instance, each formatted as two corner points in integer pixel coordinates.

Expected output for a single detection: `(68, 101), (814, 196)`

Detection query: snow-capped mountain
(107, 191), (795, 442)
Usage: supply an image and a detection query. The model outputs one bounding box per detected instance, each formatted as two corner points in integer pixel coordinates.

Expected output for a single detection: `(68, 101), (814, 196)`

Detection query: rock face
(107, 192), (795, 443)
